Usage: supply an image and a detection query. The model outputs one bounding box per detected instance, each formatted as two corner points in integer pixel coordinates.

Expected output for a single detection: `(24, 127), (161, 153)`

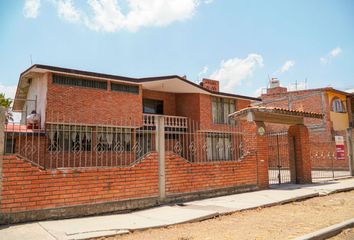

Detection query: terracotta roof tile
(229, 106), (324, 119)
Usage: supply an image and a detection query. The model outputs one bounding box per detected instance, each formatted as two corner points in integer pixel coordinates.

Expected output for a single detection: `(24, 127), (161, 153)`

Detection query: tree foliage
(0, 93), (13, 123)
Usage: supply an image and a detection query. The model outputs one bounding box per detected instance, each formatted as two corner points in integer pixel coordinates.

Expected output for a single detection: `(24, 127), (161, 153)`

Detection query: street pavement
(1, 178), (353, 240)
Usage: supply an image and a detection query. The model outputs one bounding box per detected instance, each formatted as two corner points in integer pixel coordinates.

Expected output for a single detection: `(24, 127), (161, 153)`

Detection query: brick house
(259, 78), (353, 138)
(13, 65), (257, 128)
(1, 64), (271, 223)
(258, 78), (354, 173)
(8, 64), (259, 164)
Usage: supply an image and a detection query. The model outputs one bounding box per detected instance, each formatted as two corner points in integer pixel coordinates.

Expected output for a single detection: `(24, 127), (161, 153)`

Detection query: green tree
(0, 93), (13, 123)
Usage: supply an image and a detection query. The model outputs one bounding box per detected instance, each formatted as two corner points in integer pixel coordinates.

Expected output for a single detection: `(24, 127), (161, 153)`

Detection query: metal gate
(267, 132), (292, 184)
(310, 138), (351, 182)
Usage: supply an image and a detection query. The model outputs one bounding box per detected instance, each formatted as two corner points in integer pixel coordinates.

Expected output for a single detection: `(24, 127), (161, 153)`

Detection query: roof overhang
(13, 64), (261, 111)
(229, 107), (324, 125)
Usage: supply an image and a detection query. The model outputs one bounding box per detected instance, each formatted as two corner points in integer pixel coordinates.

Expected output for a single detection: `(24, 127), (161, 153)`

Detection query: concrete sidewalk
(1, 178), (354, 240)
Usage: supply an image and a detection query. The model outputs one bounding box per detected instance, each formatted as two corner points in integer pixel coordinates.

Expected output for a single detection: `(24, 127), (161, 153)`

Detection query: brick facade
(1, 154), (159, 213)
(261, 87), (352, 173)
(46, 73), (143, 126)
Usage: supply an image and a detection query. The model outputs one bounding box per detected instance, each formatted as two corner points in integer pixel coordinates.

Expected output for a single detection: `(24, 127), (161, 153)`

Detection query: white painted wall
(21, 74), (47, 128)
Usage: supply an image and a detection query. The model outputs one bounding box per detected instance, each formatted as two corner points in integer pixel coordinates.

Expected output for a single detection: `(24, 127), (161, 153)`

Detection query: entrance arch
(230, 107), (323, 186)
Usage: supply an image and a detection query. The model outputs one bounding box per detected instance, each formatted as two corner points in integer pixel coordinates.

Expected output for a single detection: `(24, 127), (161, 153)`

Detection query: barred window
(212, 97), (235, 124)
(48, 125), (92, 152)
(332, 97), (346, 113)
(111, 83), (139, 94)
(206, 133), (232, 161)
(53, 74), (107, 90)
(95, 127), (133, 152)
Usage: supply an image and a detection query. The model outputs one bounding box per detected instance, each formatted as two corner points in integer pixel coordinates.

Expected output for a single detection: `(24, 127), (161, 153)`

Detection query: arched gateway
(229, 107), (324, 186)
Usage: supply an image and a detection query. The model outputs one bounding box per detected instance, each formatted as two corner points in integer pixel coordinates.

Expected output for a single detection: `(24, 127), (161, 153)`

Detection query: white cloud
(23, 0), (41, 18)
(330, 47), (342, 57)
(56, 0), (81, 23)
(84, 0), (125, 32)
(25, 0), (207, 32)
(209, 54), (264, 93)
(0, 84), (17, 100)
(125, 0), (197, 31)
(274, 60), (295, 75)
(320, 47), (342, 64)
(84, 0), (199, 32)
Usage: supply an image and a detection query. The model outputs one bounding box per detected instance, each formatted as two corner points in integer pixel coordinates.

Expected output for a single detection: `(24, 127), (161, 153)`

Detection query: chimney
(200, 78), (219, 92)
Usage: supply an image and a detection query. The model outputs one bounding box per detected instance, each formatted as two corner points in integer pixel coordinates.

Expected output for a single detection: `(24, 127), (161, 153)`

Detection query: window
(111, 82), (139, 94)
(53, 74), (107, 90)
(332, 97), (346, 113)
(95, 127), (132, 152)
(206, 133), (232, 161)
(48, 125), (92, 152)
(143, 99), (164, 114)
(212, 97), (235, 124)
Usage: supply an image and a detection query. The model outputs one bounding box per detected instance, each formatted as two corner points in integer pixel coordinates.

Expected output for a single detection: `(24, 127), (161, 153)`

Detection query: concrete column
(156, 116), (165, 200)
(288, 124), (312, 184)
(346, 128), (354, 176)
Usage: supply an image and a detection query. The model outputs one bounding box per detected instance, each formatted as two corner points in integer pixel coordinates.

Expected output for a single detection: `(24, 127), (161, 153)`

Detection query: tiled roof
(229, 106), (324, 119)
(17, 64), (261, 101)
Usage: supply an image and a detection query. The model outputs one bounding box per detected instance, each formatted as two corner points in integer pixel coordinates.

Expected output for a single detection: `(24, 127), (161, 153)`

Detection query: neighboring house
(259, 78), (354, 140)
(10, 64), (259, 164)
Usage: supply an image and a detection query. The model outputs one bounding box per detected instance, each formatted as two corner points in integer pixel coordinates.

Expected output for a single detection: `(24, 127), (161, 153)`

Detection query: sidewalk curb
(317, 186), (354, 196)
(294, 218), (354, 240)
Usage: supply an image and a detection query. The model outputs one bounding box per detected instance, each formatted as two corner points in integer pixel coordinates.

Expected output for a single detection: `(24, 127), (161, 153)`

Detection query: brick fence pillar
(288, 124), (312, 184)
(255, 121), (269, 189)
(243, 121), (269, 189)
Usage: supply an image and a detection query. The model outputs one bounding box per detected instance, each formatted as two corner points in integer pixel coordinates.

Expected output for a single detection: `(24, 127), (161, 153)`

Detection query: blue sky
(1, 0), (354, 99)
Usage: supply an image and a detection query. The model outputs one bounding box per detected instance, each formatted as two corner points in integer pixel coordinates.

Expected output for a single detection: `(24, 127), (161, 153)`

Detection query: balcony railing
(143, 114), (188, 128)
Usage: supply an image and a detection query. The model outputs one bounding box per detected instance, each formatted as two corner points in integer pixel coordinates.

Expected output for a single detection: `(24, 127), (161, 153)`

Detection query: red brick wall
(1, 149), (263, 213)
(288, 124), (312, 183)
(46, 73), (143, 125)
(309, 131), (350, 170)
(265, 87), (287, 95)
(166, 153), (257, 194)
(175, 93), (200, 123)
(1, 154), (159, 213)
(237, 99), (252, 110)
